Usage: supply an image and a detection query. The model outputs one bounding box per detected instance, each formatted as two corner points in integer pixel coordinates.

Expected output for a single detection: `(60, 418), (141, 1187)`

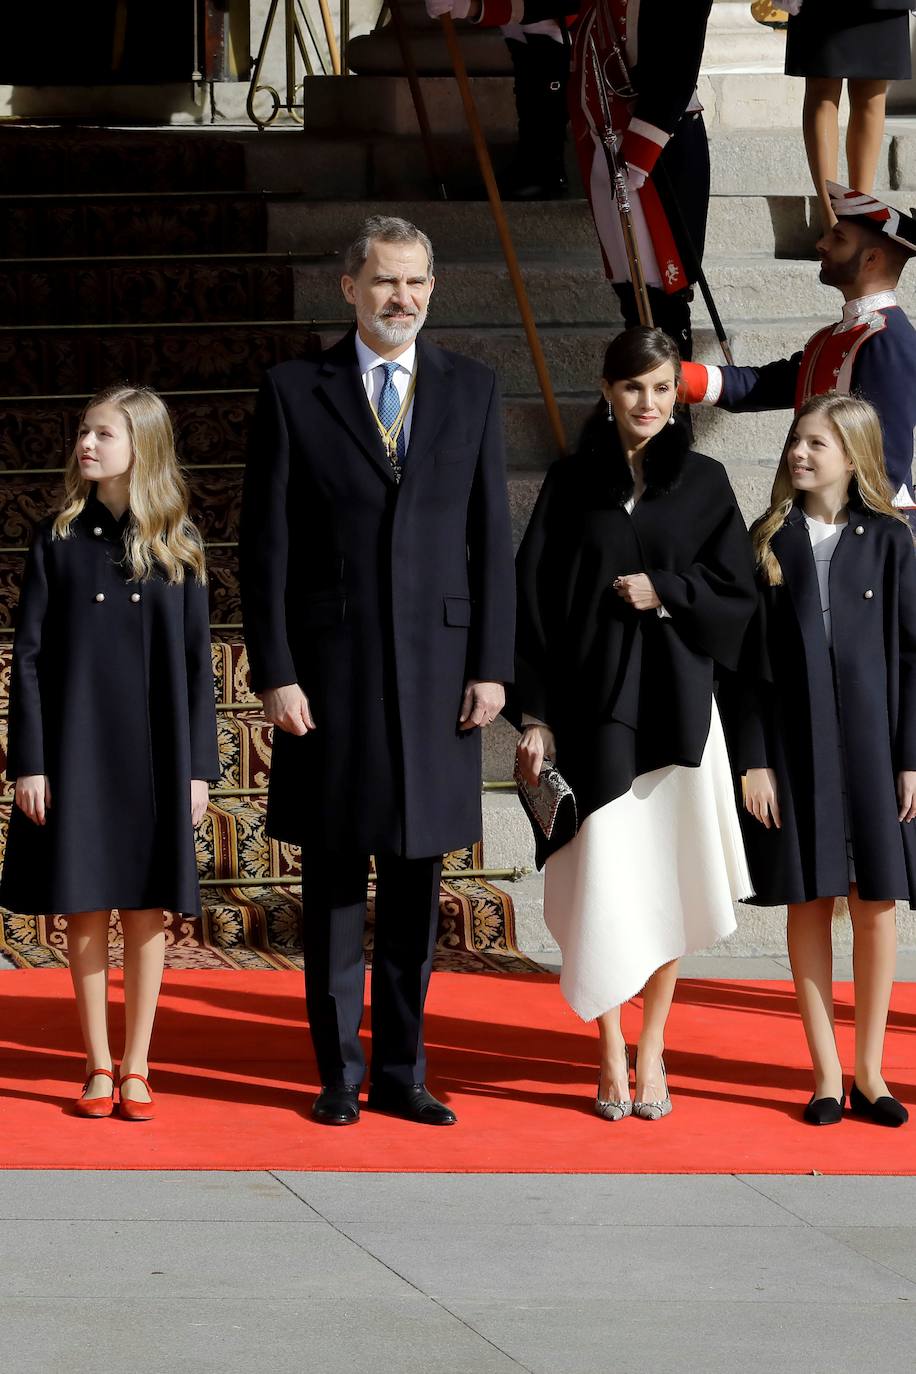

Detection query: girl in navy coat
(736, 392), (916, 1127)
(0, 385), (220, 1121)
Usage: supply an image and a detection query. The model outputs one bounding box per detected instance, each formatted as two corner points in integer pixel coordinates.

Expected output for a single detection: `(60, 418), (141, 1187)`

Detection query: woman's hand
(516, 725), (557, 787)
(14, 774), (51, 826)
(897, 771), (916, 823)
(613, 573), (661, 611)
(191, 779), (210, 827)
(743, 768), (781, 829)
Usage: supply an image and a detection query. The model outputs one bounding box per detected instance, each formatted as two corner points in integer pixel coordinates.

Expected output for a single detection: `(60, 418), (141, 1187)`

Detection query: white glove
(625, 163), (647, 192)
(425, 0), (472, 17)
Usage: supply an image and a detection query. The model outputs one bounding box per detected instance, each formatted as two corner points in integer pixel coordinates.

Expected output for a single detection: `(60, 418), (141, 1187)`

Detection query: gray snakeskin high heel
(633, 1053), (672, 1121)
(595, 1046), (632, 1121)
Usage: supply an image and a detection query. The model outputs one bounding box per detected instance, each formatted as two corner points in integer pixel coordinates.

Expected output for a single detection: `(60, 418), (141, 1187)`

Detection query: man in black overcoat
(240, 215), (516, 1126)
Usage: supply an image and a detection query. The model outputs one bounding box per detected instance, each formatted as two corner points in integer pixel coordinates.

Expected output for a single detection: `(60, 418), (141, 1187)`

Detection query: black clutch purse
(513, 754), (577, 842)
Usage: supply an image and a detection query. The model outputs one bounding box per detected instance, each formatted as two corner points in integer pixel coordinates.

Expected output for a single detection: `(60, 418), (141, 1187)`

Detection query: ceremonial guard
(429, 0), (714, 356)
(680, 183), (916, 512)
(426, 0), (572, 200)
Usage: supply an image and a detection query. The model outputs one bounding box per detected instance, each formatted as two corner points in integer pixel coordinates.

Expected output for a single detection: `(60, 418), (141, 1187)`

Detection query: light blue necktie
(376, 361), (407, 468)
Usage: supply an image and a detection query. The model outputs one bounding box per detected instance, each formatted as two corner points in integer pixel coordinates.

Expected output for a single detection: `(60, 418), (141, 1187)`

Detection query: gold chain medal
(371, 367), (418, 482)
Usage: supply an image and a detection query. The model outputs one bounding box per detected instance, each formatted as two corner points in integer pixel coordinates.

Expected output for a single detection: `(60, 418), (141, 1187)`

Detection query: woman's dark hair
(601, 325), (682, 386)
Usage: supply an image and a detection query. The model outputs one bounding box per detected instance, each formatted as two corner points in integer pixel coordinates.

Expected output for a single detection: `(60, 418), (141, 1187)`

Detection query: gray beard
(358, 304), (427, 348)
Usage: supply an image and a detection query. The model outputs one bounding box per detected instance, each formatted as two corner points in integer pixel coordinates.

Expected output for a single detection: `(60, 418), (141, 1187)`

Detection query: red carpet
(2, 970), (915, 1173)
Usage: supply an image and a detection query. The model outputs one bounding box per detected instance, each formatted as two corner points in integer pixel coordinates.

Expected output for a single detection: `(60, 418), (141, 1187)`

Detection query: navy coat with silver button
(0, 493), (220, 916)
(240, 328), (516, 857)
(724, 497), (916, 908)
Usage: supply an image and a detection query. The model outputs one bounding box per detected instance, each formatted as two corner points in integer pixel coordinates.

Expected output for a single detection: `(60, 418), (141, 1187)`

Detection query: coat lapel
(404, 335), (452, 469)
(314, 328), (396, 485)
(773, 505), (835, 652)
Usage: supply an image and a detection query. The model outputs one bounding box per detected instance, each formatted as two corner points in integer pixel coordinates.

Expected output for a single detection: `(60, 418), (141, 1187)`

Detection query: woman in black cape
(512, 327), (757, 1120)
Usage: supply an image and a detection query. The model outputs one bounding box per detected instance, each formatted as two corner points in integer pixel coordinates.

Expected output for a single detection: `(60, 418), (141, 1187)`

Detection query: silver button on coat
(855, 526), (865, 535)
(92, 527), (103, 537)
(130, 593), (141, 603)
(94, 593), (105, 603)
(864, 590), (874, 599)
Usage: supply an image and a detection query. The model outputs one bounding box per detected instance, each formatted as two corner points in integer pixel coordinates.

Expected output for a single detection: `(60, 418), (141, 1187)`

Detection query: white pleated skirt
(543, 699), (752, 1020)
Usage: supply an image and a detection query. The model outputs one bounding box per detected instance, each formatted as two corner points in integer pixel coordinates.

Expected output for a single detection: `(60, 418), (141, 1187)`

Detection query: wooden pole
(439, 15), (567, 456)
(388, 0), (448, 199)
(314, 0), (342, 76)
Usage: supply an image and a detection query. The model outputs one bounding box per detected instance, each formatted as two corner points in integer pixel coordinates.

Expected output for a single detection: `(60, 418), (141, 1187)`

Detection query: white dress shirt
(354, 334), (417, 450)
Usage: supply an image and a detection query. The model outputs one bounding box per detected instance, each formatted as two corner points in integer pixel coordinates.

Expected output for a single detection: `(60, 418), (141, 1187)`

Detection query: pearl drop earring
(667, 413), (676, 426)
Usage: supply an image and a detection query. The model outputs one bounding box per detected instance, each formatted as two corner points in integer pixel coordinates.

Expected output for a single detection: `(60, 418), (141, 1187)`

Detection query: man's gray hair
(343, 215), (435, 281)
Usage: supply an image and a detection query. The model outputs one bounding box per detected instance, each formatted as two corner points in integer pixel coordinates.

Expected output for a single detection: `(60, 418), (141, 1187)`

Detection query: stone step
(700, 1), (787, 73)
(692, 255), (916, 325)
(0, 128), (248, 192)
(0, 322), (321, 396)
(305, 69), (808, 137)
(0, 192), (280, 259)
(0, 253), (319, 328)
(299, 248), (916, 328)
(269, 197), (599, 257)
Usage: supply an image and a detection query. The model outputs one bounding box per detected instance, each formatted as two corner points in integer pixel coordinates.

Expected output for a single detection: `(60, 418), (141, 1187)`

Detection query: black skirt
(786, 2), (912, 81)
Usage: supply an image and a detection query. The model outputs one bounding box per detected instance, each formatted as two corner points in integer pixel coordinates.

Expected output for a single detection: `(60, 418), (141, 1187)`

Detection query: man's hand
(459, 680), (505, 731)
(515, 725), (557, 787)
(898, 770), (916, 823)
(190, 780), (210, 827)
(743, 768), (781, 830)
(613, 574), (661, 611)
(260, 684), (316, 736)
(425, 0), (473, 17)
(14, 774), (51, 826)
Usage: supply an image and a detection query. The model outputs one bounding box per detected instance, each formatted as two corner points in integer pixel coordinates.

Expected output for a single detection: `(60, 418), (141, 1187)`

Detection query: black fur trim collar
(576, 408), (691, 507)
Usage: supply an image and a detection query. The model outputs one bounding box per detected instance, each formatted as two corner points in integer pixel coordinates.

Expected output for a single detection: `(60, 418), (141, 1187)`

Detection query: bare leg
(787, 898), (843, 1098)
(596, 1005), (630, 1101)
(66, 910), (113, 1095)
(848, 885), (897, 1100)
(802, 77), (843, 228)
(119, 908), (166, 1103)
(847, 80), (890, 196)
(635, 958), (678, 1103)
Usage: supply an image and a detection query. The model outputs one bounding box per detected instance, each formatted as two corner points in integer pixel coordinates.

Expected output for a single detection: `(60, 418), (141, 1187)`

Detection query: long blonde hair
(751, 391), (907, 586)
(53, 385), (206, 585)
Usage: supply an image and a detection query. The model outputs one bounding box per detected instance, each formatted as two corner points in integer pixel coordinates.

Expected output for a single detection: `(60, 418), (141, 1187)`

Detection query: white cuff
(656, 605), (671, 620)
(703, 366), (723, 405)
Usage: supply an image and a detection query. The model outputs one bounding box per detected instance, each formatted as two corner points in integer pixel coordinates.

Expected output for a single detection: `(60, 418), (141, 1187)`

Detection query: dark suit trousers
(300, 850), (443, 1089)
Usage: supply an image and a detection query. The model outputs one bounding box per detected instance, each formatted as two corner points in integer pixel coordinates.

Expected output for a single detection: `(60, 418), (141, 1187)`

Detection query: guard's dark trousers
(301, 851), (443, 1090)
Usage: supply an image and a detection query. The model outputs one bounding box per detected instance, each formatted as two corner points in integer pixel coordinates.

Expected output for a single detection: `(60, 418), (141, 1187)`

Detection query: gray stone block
(2, 1295), (515, 1374)
(743, 1176), (916, 1227)
(0, 1219), (407, 1300)
(274, 1171), (803, 1228)
(336, 1220), (913, 1303)
(709, 130), (894, 195)
(0, 1170), (318, 1222)
(450, 1297), (916, 1374)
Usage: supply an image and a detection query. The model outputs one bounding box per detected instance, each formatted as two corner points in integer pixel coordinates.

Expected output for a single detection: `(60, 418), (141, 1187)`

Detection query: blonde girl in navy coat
(734, 392), (916, 1127)
(0, 386), (220, 1120)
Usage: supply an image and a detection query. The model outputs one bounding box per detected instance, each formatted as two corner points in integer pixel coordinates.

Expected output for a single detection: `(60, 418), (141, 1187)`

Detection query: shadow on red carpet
(1, 970), (915, 1173)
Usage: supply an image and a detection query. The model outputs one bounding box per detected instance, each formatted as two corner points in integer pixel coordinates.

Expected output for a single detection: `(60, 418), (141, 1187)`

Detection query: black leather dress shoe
(367, 1083), (457, 1126)
(802, 1092), (845, 1126)
(312, 1084), (361, 1126)
(850, 1081), (909, 1127)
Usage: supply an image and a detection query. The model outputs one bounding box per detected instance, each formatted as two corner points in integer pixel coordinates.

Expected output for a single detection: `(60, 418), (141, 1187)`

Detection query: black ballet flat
(802, 1092), (845, 1126)
(849, 1082), (909, 1128)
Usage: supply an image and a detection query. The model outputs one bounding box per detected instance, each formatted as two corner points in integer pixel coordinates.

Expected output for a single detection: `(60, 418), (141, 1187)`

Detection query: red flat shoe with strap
(118, 1073), (155, 1122)
(74, 1068), (115, 1118)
